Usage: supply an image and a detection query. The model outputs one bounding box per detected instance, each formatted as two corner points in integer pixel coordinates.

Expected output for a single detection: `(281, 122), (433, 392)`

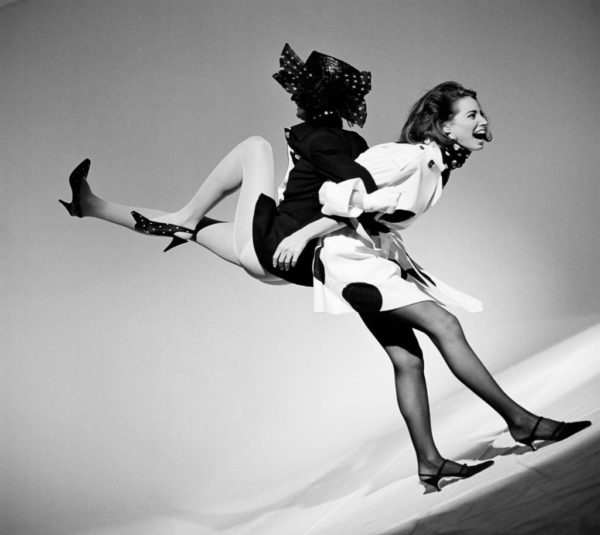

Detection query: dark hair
(399, 81), (492, 146)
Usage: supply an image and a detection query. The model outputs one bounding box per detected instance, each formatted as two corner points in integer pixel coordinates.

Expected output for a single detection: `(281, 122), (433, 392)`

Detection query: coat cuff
(319, 179), (366, 217)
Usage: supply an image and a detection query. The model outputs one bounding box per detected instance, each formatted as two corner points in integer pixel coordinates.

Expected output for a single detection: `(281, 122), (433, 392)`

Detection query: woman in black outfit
(60, 44), (392, 286)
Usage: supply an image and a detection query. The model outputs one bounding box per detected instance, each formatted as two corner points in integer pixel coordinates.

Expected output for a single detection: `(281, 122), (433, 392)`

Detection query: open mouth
(473, 130), (487, 140)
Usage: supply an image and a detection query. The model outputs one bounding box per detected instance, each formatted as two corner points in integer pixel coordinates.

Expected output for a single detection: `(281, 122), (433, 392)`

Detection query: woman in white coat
(275, 81), (590, 490)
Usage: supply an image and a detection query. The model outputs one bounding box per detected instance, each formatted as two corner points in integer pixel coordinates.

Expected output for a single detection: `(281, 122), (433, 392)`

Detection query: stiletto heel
(418, 459), (494, 492)
(419, 459), (447, 491)
(519, 416), (542, 450)
(59, 159), (91, 217)
(163, 235), (188, 252)
(131, 211), (222, 252)
(511, 417), (591, 450)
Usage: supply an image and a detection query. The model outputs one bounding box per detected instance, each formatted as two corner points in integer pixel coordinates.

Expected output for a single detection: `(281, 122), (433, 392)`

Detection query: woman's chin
(464, 139), (485, 151)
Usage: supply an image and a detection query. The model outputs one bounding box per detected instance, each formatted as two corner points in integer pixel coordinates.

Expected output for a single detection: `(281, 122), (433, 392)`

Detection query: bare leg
(71, 179), (238, 264)
(68, 137), (279, 276)
(150, 136), (274, 237)
(72, 171), (165, 229)
(187, 136), (277, 278)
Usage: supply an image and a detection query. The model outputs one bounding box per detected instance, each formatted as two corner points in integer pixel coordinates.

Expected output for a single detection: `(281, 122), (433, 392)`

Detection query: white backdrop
(2, 1), (599, 533)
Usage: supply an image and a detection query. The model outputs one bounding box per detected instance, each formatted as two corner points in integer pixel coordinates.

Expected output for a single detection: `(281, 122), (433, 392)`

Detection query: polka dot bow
(273, 43), (372, 127)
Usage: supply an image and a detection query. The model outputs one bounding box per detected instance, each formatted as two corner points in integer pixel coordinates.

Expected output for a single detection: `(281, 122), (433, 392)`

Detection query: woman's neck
(307, 110), (342, 127)
(440, 141), (471, 170)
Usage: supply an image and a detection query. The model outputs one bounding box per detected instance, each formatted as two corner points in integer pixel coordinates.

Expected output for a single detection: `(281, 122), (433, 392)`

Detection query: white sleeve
(318, 178), (366, 217)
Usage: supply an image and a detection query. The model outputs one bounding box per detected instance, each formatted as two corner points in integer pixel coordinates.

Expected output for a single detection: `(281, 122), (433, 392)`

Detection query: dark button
(419, 145), (425, 150)
(428, 160), (435, 168)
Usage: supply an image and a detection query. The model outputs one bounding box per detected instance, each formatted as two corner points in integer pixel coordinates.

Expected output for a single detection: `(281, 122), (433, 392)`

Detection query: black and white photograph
(3, 1), (600, 534)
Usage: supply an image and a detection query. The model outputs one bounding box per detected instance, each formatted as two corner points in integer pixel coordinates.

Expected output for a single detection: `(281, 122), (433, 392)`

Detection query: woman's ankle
(506, 410), (538, 431)
(163, 207), (201, 227)
(417, 453), (445, 472)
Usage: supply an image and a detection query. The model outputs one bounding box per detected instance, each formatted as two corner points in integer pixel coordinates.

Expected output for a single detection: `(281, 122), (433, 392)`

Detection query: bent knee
(388, 348), (424, 373)
(238, 241), (281, 283)
(242, 135), (272, 155)
(429, 306), (462, 338)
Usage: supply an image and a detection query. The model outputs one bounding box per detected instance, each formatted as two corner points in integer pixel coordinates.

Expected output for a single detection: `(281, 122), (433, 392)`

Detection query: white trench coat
(313, 140), (483, 315)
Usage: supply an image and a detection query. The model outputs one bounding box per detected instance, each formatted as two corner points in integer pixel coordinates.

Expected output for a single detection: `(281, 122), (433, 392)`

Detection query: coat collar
(286, 116), (344, 142)
(423, 141), (446, 171)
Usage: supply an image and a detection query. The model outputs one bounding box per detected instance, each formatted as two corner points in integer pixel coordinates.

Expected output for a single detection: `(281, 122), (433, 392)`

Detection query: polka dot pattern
(273, 43), (371, 127)
(440, 142), (471, 170)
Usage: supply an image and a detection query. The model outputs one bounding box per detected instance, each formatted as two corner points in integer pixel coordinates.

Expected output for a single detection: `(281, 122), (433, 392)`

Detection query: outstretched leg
(360, 311), (485, 477)
(64, 171), (240, 265)
(154, 136), (275, 244)
(187, 135), (277, 278)
(62, 137), (278, 275)
(379, 301), (567, 439)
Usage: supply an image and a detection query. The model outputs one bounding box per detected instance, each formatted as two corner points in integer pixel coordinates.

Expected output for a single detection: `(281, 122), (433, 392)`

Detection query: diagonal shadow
(376, 430), (600, 535)
(168, 426), (411, 530)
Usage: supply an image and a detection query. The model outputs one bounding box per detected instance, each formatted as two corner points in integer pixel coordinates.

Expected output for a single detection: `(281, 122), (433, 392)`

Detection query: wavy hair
(399, 82), (492, 146)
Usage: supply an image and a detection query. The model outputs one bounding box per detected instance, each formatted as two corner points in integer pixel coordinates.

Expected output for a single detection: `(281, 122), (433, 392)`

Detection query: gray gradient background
(2, 0), (599, 533)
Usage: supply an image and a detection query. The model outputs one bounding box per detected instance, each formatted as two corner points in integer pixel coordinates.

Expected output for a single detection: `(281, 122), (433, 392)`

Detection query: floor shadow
(376, 430), (600, 535)
(169, 426), (412, 531)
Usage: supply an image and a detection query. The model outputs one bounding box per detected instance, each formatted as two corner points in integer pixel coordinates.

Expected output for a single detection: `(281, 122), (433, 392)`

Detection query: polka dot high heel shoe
(131, 211), (221, 252)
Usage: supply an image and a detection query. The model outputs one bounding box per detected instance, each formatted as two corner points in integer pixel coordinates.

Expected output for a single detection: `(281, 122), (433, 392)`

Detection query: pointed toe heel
(418, 459), (493, 492)
(58, 199), (73, 215)
(131, 211), (193, 252)
(550, 420), (591, 442)
(59, 158), (91, 217)
(512, 417), (591, 450)
(131, 211), (223, 252)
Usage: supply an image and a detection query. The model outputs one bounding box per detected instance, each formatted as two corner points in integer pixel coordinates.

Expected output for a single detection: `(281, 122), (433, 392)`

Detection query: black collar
(287, 116), (344, 143)
(306, 114), (343, 128)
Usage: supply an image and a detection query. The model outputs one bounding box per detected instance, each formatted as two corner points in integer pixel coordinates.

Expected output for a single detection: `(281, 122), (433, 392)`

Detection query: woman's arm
(305, 130), (378, 192)
(272, 129), (390, 271)
(272, 216), (344, 271)
(319, 146), (428, 218)
(272, 187), (402, 271)
(319, 180), (402, 217)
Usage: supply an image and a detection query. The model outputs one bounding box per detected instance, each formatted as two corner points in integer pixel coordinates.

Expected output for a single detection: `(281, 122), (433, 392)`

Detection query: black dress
(252, 115), (377, 286)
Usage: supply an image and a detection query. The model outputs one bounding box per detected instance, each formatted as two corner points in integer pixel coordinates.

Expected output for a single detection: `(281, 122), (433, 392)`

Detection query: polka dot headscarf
(273, 43), (371, 127)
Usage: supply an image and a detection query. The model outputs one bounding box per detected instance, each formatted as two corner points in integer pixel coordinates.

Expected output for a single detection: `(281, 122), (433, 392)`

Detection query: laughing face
(443, 96), (489, 151)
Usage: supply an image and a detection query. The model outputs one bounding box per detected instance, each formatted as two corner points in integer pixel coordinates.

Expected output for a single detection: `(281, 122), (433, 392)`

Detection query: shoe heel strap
(436, 459), (448, 477)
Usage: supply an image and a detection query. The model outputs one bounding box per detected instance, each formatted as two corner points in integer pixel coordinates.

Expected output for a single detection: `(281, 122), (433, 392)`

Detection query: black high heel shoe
(512, 417), (591, 451)
(418, 459), (494, 492)
(131, 211), (221, 252)
(59, 159), (91, 217)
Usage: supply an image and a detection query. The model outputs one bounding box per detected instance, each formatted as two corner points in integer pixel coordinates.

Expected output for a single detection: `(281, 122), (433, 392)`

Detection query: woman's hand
(272, 230), (309, 271)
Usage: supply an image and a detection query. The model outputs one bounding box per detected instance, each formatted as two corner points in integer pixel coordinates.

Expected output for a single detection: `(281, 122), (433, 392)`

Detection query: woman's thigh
(232, 136), (276, 257)
(360, 310), (423, 357)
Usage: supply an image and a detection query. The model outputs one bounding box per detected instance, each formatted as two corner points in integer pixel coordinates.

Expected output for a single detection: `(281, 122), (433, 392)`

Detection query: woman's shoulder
(303, 126), (367, 154)
(358, 141), (425, 162)
(359, 141), (443, 169)
(289, 122), (343, 144)
(367, 140), (437, 155)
